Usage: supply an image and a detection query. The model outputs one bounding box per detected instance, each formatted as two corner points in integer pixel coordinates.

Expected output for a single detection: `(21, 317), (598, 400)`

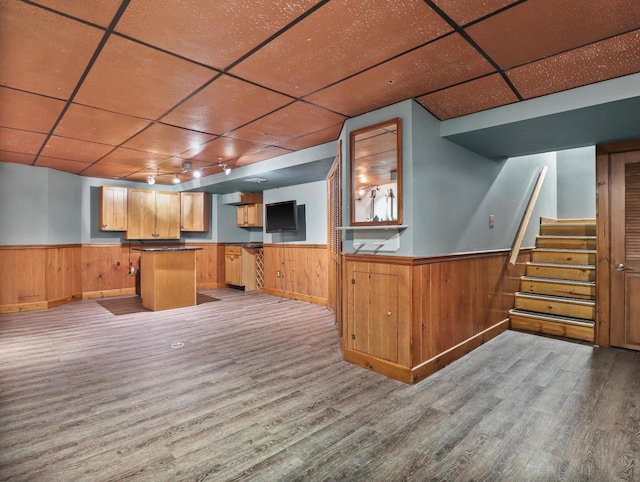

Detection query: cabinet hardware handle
(387, 311), (392, 316)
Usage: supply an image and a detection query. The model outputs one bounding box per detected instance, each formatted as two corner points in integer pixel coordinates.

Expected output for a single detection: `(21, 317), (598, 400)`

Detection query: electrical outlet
(489, 214), (495, 228)
(277, 270), (281, 278)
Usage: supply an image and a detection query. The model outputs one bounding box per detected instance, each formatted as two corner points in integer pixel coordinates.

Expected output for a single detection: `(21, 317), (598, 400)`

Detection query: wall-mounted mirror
(350, 118), (402, 225)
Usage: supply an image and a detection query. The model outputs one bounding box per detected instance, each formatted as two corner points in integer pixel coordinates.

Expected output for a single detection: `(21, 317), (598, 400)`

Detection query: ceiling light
(192, 169), (202, 179)
(218, 157), (231, 175)
(147, 175), (156, 185)
(172, 174), (180, 184)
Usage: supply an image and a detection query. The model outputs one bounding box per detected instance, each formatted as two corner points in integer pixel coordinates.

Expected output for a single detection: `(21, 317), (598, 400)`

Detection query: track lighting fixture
(147, 175), (156, 185)
(192, 168), (202, 178)
(218, 157), (231, 176)
(172, 174), (180, 184)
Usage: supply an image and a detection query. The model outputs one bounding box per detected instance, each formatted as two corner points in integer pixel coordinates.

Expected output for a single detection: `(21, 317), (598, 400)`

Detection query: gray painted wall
(0, 162), (49, 245)
(556, 146), (596, 219)
(262, 180), (327, 245)
(410, 101), (557, 257)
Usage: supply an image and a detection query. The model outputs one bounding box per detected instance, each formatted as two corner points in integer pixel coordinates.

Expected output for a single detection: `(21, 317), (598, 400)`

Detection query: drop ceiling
(1, 0), (639, 185)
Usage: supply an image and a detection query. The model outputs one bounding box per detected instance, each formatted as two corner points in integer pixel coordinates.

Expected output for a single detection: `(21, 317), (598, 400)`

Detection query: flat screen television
(265, 200), (298, 233)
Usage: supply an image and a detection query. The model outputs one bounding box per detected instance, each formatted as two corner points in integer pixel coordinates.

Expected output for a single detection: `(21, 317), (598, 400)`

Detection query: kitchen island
(134, 247), (202, 311)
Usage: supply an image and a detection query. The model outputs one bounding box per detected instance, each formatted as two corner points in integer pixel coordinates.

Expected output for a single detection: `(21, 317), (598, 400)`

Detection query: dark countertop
(133, 247), (203, 252)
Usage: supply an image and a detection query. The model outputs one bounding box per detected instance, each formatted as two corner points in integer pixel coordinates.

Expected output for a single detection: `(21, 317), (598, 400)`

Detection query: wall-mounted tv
(265, 200), (298, 233)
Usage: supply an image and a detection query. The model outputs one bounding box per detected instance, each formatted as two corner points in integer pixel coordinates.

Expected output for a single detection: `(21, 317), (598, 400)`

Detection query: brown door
(327, 141), (342, 333)
(610, 150), (640, 350)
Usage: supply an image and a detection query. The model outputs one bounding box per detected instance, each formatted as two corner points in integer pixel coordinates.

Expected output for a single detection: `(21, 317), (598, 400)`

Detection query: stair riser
(525, 264), (595, 282)
(535, 237), (596, 249)
(510, 314), (594, 342)
(520, 280), (595, 300)
(539, 224), (596, 236)
(515, 297), (595, 320)
(531, 251), (596, 265)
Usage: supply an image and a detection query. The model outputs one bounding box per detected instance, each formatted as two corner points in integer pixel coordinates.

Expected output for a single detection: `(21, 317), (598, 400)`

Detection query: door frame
(595, 139), (640, 347)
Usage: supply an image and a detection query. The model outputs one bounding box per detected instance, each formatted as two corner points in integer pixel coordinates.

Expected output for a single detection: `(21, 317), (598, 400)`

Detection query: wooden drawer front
(225, 246), (241, 256)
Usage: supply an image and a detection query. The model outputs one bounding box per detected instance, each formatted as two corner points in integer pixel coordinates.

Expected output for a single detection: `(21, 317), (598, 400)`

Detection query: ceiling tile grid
(0, 0), (638, 182)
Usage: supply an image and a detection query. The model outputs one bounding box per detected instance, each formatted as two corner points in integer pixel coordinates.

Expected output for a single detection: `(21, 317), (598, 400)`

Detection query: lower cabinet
(224, 246), (258, 290)
(344, 259), (411, 369)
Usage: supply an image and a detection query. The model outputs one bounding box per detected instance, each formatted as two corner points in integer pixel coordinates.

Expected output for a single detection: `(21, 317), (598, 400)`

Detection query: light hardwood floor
(1, 289), (639, 481)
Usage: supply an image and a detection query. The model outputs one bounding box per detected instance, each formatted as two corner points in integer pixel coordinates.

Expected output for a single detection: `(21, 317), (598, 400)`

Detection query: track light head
(224, 165), (231, 175)
(147, 175), (156, 185)
(192, 168), (202, 179)
(172, 174), (180, 184)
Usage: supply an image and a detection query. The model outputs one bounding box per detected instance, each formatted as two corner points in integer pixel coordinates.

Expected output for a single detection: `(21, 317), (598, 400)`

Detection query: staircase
(509, 218), (596, 342)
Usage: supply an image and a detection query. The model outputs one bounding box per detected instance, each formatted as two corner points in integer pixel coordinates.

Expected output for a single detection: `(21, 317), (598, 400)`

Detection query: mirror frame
(349, 117), (403, 226)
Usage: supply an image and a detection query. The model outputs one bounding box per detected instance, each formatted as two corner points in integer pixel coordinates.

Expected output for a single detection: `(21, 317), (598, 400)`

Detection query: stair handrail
(508, 166), (548, 269)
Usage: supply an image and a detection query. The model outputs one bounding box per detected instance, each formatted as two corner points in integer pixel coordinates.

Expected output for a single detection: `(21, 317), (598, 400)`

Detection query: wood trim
(412, 248), (531, 265)
(595, 149), (611, 346)
(343, 347), (413, 384)
(0, 244), (81, 250)
(411, 319), (510, 384)
(261, 288), (327, 306)
(0, 301), (48, 314)
(82, 288), (136, 299)
(343, 253), (415, 265)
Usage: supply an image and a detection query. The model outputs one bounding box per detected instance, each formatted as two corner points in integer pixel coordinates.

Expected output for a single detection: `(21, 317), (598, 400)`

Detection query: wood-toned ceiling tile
(0, 87), (65, 133)
(31, 0), (123, 27)
(466, 0), (640, 69)
(183, 136), (266, 163)
(230, 0), (452, 97)
(235, 147), (292, 167)
(123, 124), (215, 156)
(306, 33), (494, 117)
(74, 35), (215, 120)
(115, 0), (322, 69)
(229, 102), (347, 145)
(507, 30), (640, 100)
(35, 156), (91, 174)
(417, 74), (518, 120)
(0, 151), (36, 165)
(42, 136), (114, 163)
(80, 163), (139, 180)
(0, 127), (46, 155)
(97, 147), (169, 169)
(277, 123), (343, 150)
(0, 1), (104, 98)
(162, 75), (293, 135)
(432, 0), (519, 26)
(54, 104), (151, 145)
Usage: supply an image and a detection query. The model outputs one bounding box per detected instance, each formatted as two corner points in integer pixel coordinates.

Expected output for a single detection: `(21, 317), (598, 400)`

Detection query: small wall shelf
(336, 225), (408, 252)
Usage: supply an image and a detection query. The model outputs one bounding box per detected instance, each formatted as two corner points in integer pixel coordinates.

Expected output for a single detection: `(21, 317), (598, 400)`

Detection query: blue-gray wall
(263, 180), (327, 245)
(556, 146), (596, 219)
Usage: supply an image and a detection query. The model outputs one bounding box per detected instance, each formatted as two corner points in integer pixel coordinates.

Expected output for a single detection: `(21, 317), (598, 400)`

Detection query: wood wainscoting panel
(412, 251), (527, 366)
(80, 244), (141, 296)
(263, 244), (328, 305)
(0, 246), (47, 312)
(45, 246), (81, 305)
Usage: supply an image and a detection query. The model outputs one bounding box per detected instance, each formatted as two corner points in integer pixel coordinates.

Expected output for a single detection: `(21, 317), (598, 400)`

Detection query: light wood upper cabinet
(181, 192), (210, 232)
(98, 186), (128, 231)
(237, 203), (263, 227)
(125, 189), (180, 240)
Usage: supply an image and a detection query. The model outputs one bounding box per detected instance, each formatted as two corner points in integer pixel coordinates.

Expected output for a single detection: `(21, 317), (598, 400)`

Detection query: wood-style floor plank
(1, 289), (640, 481)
